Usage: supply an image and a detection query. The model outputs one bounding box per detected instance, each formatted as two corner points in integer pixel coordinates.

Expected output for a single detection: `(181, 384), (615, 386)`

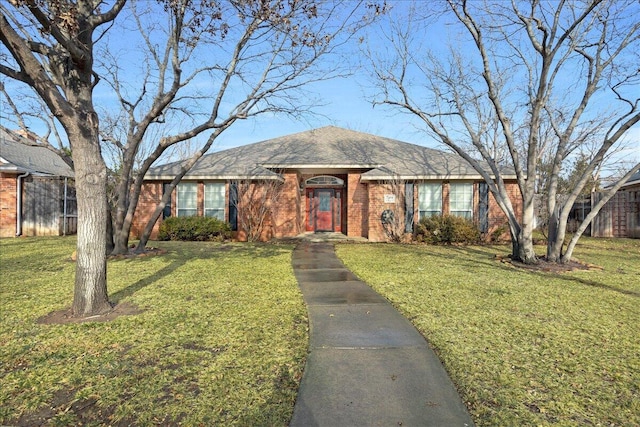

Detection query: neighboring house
(133, 126), (521, 242)
(591, 170), (640, 238)
(0, 126), (77, 237)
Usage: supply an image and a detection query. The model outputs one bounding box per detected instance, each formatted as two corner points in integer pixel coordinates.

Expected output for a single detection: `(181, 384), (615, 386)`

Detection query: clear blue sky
(2, 0), (637, 170)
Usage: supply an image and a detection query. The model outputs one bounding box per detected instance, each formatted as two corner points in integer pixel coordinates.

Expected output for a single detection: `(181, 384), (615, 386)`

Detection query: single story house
(591, 170), (640, 238)
(0, 126), (77, 237)
(133, 126), (521, 242)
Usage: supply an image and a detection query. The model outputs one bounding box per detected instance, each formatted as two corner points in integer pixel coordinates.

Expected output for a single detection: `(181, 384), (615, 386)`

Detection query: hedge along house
(133, 126), (521, 242)
(0, 126), (77, 237)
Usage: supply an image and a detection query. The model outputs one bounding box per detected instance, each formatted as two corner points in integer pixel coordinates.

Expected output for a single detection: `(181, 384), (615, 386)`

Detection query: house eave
(260, 163), (382, 170)
(360, 174), (518, 182)
(0, 164), (27, 174)
(620, 179), (640, 189)
(143, 174), (284, 182)
(0, 164), (68, 177)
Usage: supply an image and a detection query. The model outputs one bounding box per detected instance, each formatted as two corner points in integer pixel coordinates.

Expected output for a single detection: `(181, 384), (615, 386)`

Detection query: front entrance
(306, 188), (342, 232)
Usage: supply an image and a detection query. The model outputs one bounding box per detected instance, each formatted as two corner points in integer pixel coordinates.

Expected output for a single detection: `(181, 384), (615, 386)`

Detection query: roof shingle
(0, 127), (74, 177)
(146, 126), (510, 180)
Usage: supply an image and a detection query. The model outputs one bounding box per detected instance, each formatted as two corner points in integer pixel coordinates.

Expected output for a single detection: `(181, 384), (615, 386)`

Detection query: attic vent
(305, 175), (344, 186)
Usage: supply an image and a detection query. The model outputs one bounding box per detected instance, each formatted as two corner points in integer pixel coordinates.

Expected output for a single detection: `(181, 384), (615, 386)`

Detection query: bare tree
(233, 177), (285, 242)
(1, 0), (383, 316)
(1, 0), (127, 316)
(97, 0), (383, 254)
(369, 0), (639, 263)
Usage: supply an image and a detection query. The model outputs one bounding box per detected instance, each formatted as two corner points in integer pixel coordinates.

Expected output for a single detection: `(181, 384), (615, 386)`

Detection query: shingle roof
(0, 127), (74, 177)
(146, 126), (511, 180)
(622, 170), (640, 187)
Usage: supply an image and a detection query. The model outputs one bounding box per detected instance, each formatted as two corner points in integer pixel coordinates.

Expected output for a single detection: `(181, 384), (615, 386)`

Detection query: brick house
(133, 126), (521, 242)
(0, 127), (77, 237)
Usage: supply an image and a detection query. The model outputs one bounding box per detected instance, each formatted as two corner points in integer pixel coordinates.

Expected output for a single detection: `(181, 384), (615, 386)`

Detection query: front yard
(0, 238), (307, 426)
(337, 237), (640, 426)
(1, 236), (638, 426)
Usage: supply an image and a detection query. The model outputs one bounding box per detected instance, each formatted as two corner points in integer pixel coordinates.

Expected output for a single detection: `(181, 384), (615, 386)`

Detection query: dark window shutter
(479, 182), (489, 233)
(229, 182), (238, 231)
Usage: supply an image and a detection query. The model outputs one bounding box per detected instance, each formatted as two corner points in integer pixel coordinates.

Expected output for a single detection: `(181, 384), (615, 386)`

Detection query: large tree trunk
(515, 227), (537, 264)
(547, 205), (572, 263)
(112, 224), (131, 255)
(136, 198), (167, 252)
(546, 204), (564, 262)
(512, 183), (537, 264)
(106, 200), (115, 255)
(70, 117), (112, 316)
(111, 155), (135, 255)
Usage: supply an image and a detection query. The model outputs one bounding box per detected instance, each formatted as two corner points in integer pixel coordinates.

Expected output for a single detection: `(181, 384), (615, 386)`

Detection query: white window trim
(449, 182), (473, 219)
(418, 182), (443, 219)
(204, 182), (226, 220)
(305, 175), (344, 187)
(177, 182), (197, 217)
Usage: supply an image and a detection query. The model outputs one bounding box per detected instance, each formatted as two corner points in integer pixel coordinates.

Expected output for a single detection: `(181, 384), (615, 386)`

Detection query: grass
(336, 237), (640, 426)
(0, 237), (307, 426)
(2, 236), (639, 426)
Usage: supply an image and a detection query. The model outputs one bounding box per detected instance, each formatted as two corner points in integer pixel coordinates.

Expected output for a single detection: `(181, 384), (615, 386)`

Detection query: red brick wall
(487, 181), (522, 239)
(442, 182), (450, 215)
(271, 173), (301, 238)
(130, 181), (164, 239)
(197, 182), (204, 217)
(367, 182), (407, 242)
(0, 173), (18, 237)
(235, 174), (301, 241)
(347, 173), (368, 238)
(131, 176), (524, 242)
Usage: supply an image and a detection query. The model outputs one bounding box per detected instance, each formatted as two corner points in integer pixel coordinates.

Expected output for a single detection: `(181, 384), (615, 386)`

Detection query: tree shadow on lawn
(38, 243), (296, 325)
(446, 246), (640, 298)
(153, 241), (295, 260)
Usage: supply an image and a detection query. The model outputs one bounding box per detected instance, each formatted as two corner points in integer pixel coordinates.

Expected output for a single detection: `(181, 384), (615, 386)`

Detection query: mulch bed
(37, 301), (143, 325)
(495, 254), (602, 273)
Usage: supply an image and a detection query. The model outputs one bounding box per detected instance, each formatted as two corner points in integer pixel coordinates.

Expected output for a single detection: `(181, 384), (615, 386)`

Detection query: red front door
(315, 189), (334, 231)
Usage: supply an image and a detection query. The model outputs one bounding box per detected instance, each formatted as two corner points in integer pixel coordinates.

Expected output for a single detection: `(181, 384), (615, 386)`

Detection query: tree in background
(369, 0), (639, 263)
(99, 0), (382, 254)
(1, 0), (383, 316)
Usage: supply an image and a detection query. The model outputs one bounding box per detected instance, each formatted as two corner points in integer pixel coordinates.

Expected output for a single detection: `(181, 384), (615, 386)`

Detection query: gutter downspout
(63, 177), (68, 235)
(16, 171), (30, 236)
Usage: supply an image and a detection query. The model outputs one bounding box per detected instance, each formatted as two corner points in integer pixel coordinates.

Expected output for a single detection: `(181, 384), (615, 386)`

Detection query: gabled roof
(146, 126), (512, 181)
(0, 127), (74, 178)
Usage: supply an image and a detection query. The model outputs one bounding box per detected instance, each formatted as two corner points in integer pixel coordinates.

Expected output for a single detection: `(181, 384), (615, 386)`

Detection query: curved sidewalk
(290, 242), (474, 427)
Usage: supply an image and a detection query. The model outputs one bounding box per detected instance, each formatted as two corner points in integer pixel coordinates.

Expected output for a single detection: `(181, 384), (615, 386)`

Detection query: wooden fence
(22, 176), (77, 236)
(591, 189), (640, 238)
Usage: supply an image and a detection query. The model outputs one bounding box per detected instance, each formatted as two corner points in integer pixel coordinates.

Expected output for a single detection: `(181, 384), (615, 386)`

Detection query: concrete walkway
(289, 242), (474, 427)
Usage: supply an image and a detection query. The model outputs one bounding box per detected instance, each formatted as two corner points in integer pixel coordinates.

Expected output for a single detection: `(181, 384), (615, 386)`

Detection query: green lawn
(336, 237), (640, 426)
(0, 237), (307, 426)
(2, 236), (639, 426)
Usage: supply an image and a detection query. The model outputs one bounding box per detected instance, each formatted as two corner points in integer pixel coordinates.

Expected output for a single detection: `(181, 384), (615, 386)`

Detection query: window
(418, 183), (442, 218)
(450, 183), (473, 219)
(177, 183), (197, 217)
(204, 183), (225, 220)
(305, 176), (344, 186)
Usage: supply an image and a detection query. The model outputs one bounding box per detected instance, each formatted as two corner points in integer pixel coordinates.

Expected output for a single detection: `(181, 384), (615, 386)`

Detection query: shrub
(490, 224), (509, 243)
(158, 216), (232, 242)
(415, 214), (481, 244)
